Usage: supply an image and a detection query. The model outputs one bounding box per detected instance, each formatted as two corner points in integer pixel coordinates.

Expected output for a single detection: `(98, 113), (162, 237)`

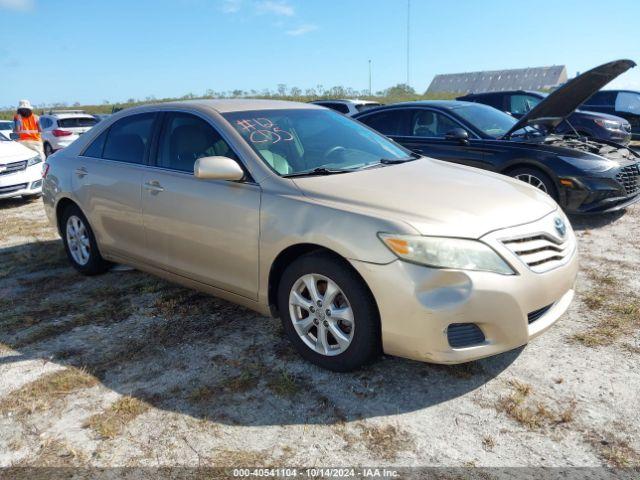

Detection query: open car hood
(504, 59), (636, 138)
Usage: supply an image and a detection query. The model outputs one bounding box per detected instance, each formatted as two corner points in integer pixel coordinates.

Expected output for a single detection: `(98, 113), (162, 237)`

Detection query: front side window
(615, 92), (640, 114)
(510, 95), (542, 115)
(157, 113), (237, 172)
(223, 109), (411, 176)
(410, 110), (461, 137)
(103, 113), (156, 164)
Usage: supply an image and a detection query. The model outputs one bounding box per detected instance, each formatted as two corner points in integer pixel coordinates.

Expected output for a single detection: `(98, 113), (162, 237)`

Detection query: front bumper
(349, 211), (579, 364)
(0, 164), (43, 199)
(561, 174), (640, 214)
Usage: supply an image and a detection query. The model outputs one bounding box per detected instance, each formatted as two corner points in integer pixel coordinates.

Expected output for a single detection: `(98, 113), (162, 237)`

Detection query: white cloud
(0, 0), (34, 11)
(256, 0), (294, 16)
(286, 24), (318, 36)
(221, 0), (241, 13)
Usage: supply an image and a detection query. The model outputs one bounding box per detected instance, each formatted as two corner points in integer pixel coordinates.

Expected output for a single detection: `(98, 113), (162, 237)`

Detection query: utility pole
(368, 59), (372, 96)
(406, 0), (411, 86)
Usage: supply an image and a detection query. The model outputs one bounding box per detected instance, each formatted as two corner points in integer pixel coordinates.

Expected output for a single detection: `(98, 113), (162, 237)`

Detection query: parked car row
(353, 60), (640, 214)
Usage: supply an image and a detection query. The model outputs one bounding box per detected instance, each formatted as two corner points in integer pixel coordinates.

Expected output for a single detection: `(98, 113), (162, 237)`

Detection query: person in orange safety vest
(13, 99), (44, 159)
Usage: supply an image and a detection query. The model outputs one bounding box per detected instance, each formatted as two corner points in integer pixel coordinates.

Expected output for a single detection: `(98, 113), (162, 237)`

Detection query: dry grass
(13, 437), (87, 467)
(482, 435), (496, 451)
(572, 271), (640, 347)
(84, 396), (150, 439)
(266, 370), (301, 398)
(0, 368), (97, 416)
(356, 424), (413, 461)
(495, 379), (575, 431)
(588, 433), (640, 468)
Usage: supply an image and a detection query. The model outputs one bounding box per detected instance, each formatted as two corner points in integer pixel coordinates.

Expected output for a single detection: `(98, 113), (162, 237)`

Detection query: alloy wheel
(514, 173), (548, 193)
(66, 215), (91, 265)
(288, 273), (354, 356)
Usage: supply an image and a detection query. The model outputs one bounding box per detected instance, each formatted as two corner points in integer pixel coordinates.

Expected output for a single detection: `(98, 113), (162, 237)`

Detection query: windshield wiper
(283, 167), (354, 178)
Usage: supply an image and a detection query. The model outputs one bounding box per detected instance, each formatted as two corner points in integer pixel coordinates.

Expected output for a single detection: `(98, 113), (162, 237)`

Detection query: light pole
(406, 0), (411, 86)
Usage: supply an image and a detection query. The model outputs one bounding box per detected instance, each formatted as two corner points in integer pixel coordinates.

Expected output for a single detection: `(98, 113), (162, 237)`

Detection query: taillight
(42, 163), (50, 178)
(52, 129), (73, 137)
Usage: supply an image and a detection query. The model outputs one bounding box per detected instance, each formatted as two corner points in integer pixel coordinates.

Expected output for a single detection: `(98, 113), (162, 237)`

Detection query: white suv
(40, 110), (98, 157)
(0, 132), (43, 200)
(311, 99), (382, 116)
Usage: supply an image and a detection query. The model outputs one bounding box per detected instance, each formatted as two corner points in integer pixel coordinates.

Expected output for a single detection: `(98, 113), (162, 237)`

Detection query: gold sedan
(43, 100), (578, 371)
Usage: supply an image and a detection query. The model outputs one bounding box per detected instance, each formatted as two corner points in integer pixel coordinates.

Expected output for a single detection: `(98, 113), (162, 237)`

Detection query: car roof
(461, 90), (542, 97)
(313, 99), (380, 105)
(43, 112), (96, 119)
(382, 100), (476, 109)
(156, 99), (323, 113)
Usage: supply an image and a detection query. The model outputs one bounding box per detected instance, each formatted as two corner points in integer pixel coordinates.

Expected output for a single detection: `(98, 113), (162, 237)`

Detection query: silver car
(43, 100), (578, 371)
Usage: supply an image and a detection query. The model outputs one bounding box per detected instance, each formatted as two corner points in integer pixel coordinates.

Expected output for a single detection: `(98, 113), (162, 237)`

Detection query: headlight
(27, 155), (42, 166)
(378, 234), (515, 275)
(594, 119), (622, 130)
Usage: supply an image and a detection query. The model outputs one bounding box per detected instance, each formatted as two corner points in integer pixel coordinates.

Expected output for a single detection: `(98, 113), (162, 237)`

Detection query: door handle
(144, 180), (164, 194)
(75, 167), (88, 178)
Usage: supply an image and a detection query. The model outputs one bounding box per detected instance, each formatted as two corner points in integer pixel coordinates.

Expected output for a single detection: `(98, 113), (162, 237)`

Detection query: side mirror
(194, 156), (244, 181)
(9, 132), (19, 141)
(445, 128), (469, 143)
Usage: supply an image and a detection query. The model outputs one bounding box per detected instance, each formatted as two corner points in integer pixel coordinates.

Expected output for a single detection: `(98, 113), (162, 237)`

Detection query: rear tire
(277, 252), (380, 372)
(44, 143), (53, 158)
(508, 166), (558, 201)
(60, 204), (111, 275)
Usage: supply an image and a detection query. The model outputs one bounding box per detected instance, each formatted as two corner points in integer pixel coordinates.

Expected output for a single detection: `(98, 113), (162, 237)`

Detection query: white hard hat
(18, 99), (33, 110)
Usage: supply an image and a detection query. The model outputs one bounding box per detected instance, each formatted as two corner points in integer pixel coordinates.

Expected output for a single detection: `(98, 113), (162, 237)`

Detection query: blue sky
(1, 0), (639, 108)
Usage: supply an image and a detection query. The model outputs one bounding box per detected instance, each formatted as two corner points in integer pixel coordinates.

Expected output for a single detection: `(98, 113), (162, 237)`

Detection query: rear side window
(58, 117), (98, 128)
(82, 129), (108, 158)
(615, 92), (640, 114)
(358, 110), (407, 135)
(103, 113), (156, 164)
(157, 113), (237, 172)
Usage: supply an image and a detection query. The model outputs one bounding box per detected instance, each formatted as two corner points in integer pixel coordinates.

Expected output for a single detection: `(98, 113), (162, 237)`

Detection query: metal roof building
(426, 65), (568, 95)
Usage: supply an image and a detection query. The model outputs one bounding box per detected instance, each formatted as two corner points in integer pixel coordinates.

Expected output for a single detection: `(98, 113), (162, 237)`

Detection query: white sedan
(0, 132), (44, 200)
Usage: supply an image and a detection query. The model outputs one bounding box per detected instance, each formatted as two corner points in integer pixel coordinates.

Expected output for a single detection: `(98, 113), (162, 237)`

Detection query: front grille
(616, 163), (640, 196)
(447, 323), (485, 348)
(528, 304), (553, 324)
(0, 183), (28, 194)
(0, 160), (27, 176)
(502, 233), (573, 273)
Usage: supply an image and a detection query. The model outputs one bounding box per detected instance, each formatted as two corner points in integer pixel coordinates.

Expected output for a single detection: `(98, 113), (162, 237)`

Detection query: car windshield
(223, 109), (413, 176)
(453, 103), (540, 138)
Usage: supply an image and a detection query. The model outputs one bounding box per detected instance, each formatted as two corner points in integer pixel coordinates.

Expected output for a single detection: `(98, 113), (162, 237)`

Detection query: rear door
(73, 112), (158, 261)
(141, 111), (261, 299)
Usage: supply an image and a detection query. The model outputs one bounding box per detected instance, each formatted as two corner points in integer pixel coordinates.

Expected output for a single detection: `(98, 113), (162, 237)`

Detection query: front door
(141, 111), (261, 299)
(393, 108), (490, 170)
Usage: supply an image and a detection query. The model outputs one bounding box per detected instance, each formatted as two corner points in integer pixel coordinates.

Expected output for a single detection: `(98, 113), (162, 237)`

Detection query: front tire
(277, 252), (380, 372)
(61, 204), (111, 275)
(508, 167), (558, 200)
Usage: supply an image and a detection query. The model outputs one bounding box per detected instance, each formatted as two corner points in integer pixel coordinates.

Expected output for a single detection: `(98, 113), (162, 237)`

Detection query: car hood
(505, 59), (636, 138)
(292, 158), (557, 239)
(572, 109), (630, 124)
(0, 139), (36, 164)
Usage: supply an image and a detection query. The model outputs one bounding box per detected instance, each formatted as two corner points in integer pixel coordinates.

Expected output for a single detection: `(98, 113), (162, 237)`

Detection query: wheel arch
(54, 196), (80, 236)
(267, 243), (380, 322)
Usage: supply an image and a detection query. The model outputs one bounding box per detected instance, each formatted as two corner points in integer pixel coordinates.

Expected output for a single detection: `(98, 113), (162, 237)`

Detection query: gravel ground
(0, 197), (638, 469)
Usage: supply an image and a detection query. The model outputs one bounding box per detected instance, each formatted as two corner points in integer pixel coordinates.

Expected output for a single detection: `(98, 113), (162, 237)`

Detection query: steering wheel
(324, 145), (346, 159)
